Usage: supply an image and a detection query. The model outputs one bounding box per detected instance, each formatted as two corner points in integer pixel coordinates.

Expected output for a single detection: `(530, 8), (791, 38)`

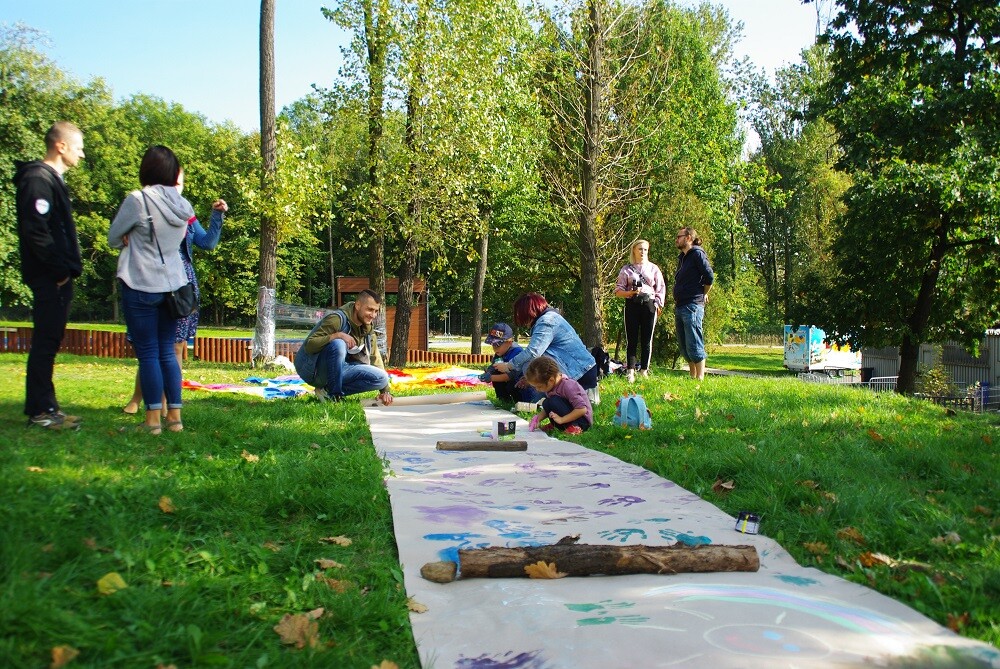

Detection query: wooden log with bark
(420, 541), (759, 583)
(436, 440), (528, 452)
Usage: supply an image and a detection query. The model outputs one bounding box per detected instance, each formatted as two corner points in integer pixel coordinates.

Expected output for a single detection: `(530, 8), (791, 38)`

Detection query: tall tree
(253, 0), (278, 364)
(803, 0), (1000, 393)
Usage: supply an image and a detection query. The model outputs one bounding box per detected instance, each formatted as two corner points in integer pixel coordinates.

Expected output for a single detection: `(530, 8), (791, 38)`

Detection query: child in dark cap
(481, 322), (543, 405)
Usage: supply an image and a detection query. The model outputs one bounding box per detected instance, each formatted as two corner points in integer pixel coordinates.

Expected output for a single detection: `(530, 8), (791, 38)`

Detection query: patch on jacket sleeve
(35, 199), (50, 215)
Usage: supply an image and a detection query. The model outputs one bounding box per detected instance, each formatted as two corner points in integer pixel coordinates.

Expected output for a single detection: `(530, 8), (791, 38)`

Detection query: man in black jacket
(14, 121), (85, 430)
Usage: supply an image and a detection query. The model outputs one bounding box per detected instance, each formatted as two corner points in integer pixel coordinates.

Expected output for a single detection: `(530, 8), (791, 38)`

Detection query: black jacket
(13, 160), (82, 284)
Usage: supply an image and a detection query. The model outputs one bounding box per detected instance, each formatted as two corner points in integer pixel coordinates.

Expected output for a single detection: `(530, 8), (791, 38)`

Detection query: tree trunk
(579, 0), (605, 348)
(364, 0), (388, 355)
(470, 223), (489, 355)
(390, 234), (418, 367)
(252, 0), (277, 365)
(420, 542), (759, 583)
(896, 220), (949, 394)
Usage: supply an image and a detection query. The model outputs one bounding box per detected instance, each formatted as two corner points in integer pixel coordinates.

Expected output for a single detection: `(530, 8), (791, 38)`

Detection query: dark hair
(680, 226), (702, 247)
(44, 121), (81, 151)
(358, 289), (382, 304)
(139, 145), (181, 187)
(512, 292), (549, 327)
(525, 356), (560, 386)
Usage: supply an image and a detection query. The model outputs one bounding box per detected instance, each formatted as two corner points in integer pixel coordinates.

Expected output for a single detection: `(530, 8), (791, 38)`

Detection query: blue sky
(1, 0), (820, 132)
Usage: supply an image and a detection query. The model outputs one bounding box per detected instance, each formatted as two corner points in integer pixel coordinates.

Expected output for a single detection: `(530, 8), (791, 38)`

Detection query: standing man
(673, 226), (714, 381)
(294, 289), (393, 404)
(14, 121), (85, 430)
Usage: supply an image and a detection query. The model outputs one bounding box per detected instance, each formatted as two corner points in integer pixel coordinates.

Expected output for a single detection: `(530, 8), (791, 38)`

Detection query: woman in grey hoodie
(108, 146), (193, 434)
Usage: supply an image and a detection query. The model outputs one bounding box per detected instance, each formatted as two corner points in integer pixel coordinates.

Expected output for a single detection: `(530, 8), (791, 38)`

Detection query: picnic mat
(364, 399), (1000, 669)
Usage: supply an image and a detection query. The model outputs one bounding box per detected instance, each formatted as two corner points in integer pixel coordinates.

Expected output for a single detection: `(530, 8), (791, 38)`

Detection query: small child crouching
(524, 356), (593, 435)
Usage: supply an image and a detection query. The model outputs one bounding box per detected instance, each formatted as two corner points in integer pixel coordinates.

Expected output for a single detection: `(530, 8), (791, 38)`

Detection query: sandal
(163, 420), (184, 433)
(133, 424), (162, 435)
(122, 402), (139, 415)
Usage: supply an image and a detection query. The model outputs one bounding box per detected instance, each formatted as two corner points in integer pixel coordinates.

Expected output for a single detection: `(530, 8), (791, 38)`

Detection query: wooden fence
(0, 327), (491, 367)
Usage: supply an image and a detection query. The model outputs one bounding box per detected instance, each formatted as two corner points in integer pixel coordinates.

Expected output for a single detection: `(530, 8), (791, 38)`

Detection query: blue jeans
(541, 395), (591, 431)
(121, 281), (181, 411)
(675, 303), (706, 363)
(315, 338), (389, 398)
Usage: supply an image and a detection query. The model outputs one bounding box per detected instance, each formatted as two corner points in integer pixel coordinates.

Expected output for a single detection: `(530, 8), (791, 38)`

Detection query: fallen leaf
(273, 613), (319, 649)
(803, 542), (828, 556)
(82, 537), (97, 550)
(96, 572), (128, 595)
(946, 612), (970, 633)
(315, 558), (345, 569)
(801, 419), (809, 427)
(746, 444), (757, 453)
(156, 665), (178, 669)
(319, 536), (353, 546)
(41, 543), (54, 553)
(158, 496), (175, 514)
(820, 491), (839, 503)
(51, 645), (79, 668)
(310, 443), (321, 450)
(834, 555), (853, 570)
(867, 429), (883, 441)
(262, 541), (282, 552)
(859, 552), (896, 568)
(372, 662), (399, 669)
(983, 434), (993, 445)
(523, 560), (567, 579)
(837, 527), (867, 545)
(711, 479), (735, 494)
(307, 607), (325, 619)
(27, 466), (45, 473)
(931, 532), (961, 546)
(972, 505), (991, 516)
(315, 575), (352, 592)
(695, 406), (705, 422)
(241, 449), (260, 463)
(799, 480), (820, 489)
(662, 392), (678, 401)
(406, 597), (428, 613)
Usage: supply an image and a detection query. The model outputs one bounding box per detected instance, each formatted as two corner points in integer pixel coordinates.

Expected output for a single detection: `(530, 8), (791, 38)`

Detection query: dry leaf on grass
(262, 541), (282, 552)
(982, 434), (992, 446)
(158, 496), (175, 513)
(858, 552), (896, 568)
(319, 536), (353, 546)
(27, 466), (45, 473)
(798, 480), (819, 489)
(947, 612), (970, 633)
(406, 597), (429, 613)
(372, 662), (400, 669)
(867, 429), (884, 442)
(316, 575), (352, 592)
(694, 406), (705, 422)
(51, 645), (79, 668)
(711, 479), (735, 494)
(96, 572), (127, 595)
(273, 613), (320, 649)
(241, 449), (260, 463)
(315, 558), (345, 569)
(836, 527), (867, 545)
(931, 531), (962, 546)
(156, 665), (178, 669)
(972, 505), (992, 516)
(662, 392), (678, 401)
(524, 560), (567, 579)
(803, 542), (828, 556)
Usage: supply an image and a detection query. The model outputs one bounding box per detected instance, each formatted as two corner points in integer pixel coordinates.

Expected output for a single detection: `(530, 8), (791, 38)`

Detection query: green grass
(2, 352), (998, 667)
(704, 344), (787, 375)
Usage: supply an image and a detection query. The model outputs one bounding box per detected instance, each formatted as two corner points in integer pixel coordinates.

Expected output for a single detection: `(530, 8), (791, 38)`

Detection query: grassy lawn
(1, 351), (998, 667)
(705, 344), (787, 375)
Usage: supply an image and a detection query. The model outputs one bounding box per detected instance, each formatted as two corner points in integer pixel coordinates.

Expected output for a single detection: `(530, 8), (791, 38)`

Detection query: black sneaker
(27, 411), (81, 431)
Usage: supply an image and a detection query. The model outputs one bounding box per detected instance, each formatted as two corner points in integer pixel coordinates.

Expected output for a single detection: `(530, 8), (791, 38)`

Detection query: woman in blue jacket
(493, 292), (600, 405)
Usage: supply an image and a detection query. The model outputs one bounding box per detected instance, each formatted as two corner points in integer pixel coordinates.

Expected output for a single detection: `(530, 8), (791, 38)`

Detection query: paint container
(734, 511), (761, 535)
(492, 420), (516, 441)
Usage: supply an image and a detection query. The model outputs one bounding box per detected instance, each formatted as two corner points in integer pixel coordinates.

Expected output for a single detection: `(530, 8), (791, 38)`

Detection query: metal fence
(917, 384), (999, 414)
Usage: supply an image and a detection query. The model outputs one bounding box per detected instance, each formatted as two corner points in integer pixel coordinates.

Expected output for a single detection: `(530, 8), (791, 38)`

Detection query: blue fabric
(121, 281), (182, 410)
(673, 246), (714, 308)
(315, 337), (389, 398)
(508, 309), (596, 384)
(674, 302), (706, 363)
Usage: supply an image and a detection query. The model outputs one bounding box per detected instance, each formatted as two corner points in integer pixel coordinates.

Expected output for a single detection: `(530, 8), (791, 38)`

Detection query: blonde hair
(525, 356), (561, 386)
(631, 239), (650, 264)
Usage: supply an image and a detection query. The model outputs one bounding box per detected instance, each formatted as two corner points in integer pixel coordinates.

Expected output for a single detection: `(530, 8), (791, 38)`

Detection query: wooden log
(361, 391), (488, 407)
(436, 440), (528, 452)
(420, 542), (759, 583)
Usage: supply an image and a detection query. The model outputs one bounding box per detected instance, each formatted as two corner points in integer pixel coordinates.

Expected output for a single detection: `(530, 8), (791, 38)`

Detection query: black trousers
(25, 279), (73, 416)
(541, 395), (591, 431)
(623, 299), (657, 370)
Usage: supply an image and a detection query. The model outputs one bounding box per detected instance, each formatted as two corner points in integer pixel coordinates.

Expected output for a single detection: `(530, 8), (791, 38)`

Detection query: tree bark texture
(471, 225), (489, 355)
(579, 0), (605, 348)
(421, 543), (759, 583)
(253, 0), (277, 364)
(365, 0), (387, 324)
(390, 234), (418, 367)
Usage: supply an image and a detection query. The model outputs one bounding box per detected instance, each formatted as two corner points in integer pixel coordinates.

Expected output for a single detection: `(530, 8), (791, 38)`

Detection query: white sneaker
(626, 369), (636, 383)
(586, 386), (601, 406)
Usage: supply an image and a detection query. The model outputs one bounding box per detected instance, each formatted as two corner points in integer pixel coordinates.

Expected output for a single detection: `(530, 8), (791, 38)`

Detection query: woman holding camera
(614, 239), (666, 382)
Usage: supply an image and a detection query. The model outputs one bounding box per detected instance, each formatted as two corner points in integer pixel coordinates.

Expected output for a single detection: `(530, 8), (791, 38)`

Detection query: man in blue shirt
(673, 227), (714, 380)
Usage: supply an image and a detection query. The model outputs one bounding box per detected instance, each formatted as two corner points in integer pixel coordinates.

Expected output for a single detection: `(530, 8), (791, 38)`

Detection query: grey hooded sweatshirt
(108, 184), (194, 293)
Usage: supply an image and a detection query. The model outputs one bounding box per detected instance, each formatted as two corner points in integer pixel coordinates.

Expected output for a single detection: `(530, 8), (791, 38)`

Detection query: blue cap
(485, 322), (514, 345)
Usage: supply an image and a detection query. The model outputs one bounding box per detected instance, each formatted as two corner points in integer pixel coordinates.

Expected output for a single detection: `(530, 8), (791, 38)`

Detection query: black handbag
(143, 191), (196, 319)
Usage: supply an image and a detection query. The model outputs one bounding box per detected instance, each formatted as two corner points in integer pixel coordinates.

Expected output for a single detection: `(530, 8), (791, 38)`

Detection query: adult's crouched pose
(294, 289), (393, 404)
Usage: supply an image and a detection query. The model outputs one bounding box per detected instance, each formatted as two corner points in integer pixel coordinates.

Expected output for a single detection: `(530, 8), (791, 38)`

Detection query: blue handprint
(598, 528), (647, 543)
(597, 495), (646, 507)
(659, 528), (711, 545)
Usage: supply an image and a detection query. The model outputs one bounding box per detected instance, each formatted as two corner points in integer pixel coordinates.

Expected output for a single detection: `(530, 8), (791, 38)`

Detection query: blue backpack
(613, 393), (652, 430)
